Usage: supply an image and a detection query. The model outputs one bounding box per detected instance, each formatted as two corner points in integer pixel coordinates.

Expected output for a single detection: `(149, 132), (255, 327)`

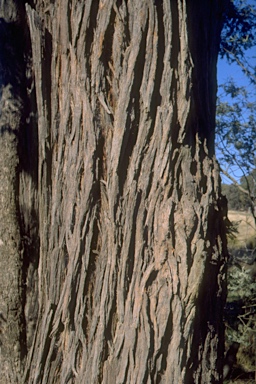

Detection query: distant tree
(217, 69), (256, 221)
(217, 0), (256, 222)
(219, 0), (256, 84)
(240, 169), (256, 206)
(216, 81), (256, 217)
(222, 183), (251, 211)
(216, 81), (255, 170)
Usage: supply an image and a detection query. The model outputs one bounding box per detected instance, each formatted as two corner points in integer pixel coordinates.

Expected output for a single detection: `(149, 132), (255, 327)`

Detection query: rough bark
(2, 1), (228, 383)
(0, 2), (27, 383)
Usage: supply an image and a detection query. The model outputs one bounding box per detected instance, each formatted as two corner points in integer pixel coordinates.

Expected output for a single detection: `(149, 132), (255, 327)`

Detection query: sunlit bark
(1, 1), (228, 383)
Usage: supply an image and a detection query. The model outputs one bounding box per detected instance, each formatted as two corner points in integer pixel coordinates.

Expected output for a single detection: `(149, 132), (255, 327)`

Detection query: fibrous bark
(0, 2), (27, 383)
(2, 1), (228, 383)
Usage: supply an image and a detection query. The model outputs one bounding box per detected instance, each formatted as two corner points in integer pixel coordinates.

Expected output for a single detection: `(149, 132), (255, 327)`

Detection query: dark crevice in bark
(68, 266), (81, 331)
(0, 19), (25, 89)
(167, 147), (179, 199)
(154, 309), (173, 383)
(90, 115), (106, 334)
(97, 348), (106, 384)
(132, 327), (138, 365)
(82, 216), (100, 341)
(42, 28), (52, 132)
(74, 340), (82, 372)
(116, 0), (122, 8)
(169, 2), (194, 151)
(118, 2), (130, 69)
(145, 270), (158, 291)
(104, 291), (117, 344)
(175, 160), (183, 203)
(168, 202), (176, 251)
(172, 106), (182, 147)
(217, 195), (229, 248)
(186, 4), (208, 148)
(145, 151), (156, 200)
(185, 309), (204, 382)
(118, 18), (149, 197)
(144, 164), (155, 200)
(101, 7), (115, 63)
(97, 114), (108, 186)
(122, 356), (130, 384)
(186, 3), (222, 157)
(70, 204), (76, 234)
(185, 256), (226, 383)
(48, 330), (63, 377)
(35, 306), (56, 384)
(190, 159), (197, 176)
(86, 0), (100, 81)
(170, 1), (180, 72)
(100, 6), (115, 99)
(67, 0), (72, 45)
(169, 78), (180, 149)
(149, 0), (164, 130)
(124, 190), (142, 301)
(201, 175), (208, 196)
(102, 289), (118, 377)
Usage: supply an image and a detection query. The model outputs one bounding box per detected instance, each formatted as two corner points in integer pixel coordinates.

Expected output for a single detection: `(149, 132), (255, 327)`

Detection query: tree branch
(221, 168), (251, 196)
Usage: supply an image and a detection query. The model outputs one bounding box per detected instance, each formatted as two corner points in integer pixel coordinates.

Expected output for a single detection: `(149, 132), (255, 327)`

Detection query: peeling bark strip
(21, 1), (227, 383)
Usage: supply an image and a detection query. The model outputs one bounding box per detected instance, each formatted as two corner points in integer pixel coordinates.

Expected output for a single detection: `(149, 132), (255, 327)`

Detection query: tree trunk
(2, 1), (228, 383)
(0, 2), (27, 383)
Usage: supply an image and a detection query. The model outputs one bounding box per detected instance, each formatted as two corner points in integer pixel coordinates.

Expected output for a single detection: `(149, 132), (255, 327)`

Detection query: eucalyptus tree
(0, 1), (237, 383)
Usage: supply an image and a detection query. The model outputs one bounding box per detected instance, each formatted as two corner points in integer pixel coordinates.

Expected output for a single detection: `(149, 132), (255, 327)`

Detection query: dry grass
(228, 210), (255, 248)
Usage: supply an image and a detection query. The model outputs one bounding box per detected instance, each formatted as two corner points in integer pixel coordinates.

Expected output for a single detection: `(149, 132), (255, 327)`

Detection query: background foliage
(218, 2), (256, 381)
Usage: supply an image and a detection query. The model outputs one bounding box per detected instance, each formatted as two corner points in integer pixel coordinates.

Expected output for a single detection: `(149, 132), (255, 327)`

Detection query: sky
(217, 48), (255, 184)
(217, 52), (255, 93)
